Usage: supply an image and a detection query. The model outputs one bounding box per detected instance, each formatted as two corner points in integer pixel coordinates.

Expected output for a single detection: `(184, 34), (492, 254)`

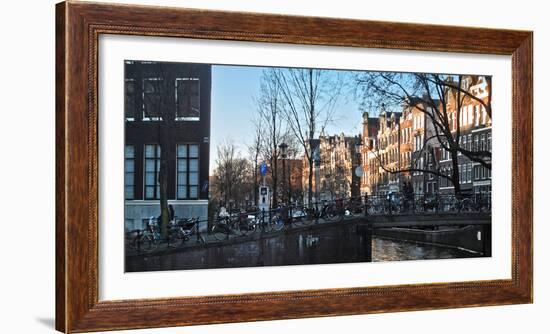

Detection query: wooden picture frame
(56, 1), (532, 332)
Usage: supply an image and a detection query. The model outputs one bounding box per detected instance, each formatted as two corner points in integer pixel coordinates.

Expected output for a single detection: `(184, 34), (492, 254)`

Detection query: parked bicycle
(167, 217), (205, 245)
(211, 210), (251, 241)
(128, 216), (162, 252)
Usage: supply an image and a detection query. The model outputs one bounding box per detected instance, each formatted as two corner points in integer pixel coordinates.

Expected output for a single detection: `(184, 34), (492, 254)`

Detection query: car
(291, 209), (307, 221)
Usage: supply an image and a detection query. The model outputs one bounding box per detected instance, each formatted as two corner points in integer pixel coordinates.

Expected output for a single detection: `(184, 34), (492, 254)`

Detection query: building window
(459, 164), (466, 184)
(175, 78), (200, 121)
(176, 144), (200, 199)
(487, 132), (492, 152)
(143, 78), (164, 121)
(480, 134), (486, 151)
(441, 147), (449, 161)
(124, 145), (135, 199)
(144, 144), (161, 199)
(467, 134), (472, 151)
(467, 163), (472, 183)
(125, 79), (135, 121)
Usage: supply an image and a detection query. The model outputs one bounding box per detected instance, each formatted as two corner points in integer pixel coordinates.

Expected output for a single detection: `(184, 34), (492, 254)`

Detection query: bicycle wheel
(167, 229), (181, 246)
(296, 208), (314, 226)
(126, 231), (139, 251)
(298, 215), (314, 225)
(212, 223), (229, 241)
(325, 207), (339, 221)
(238, 220), (255, 236)
(460, 199), (474, 212)
(269, 217), (285, 232)
(480, 204), (491, 213)
(139, 235), (157, 252)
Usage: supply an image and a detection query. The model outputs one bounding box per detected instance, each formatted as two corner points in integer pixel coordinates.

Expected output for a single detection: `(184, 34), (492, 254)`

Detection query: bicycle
(269, 211), (286, 231)
(318, 201), (340, 221)
(168, 217), (205, 245)
(291, 206), (316, 226)
(343, 197), (364, 217)
(128, 217), (162, 252)
(211, 212), (250, 241)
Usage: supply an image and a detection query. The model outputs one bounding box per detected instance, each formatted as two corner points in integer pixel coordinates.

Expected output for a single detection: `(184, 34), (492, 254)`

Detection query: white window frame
(142, 78), (164, 121)
(143, 144), (161, 200)
(175, 78), (200, 121)
(124, 145), (135, 199)
(176, 143), (200, 200)
(124, 78), (136, 122)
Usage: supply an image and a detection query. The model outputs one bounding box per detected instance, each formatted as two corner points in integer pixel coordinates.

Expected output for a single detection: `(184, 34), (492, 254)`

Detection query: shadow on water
(126, 224), (481, 272)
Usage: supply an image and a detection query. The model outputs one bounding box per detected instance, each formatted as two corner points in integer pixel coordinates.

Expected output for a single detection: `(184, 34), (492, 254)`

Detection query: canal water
(126, 224), (480, 272)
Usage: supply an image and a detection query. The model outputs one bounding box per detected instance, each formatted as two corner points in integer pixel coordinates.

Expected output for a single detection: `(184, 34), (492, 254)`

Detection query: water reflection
(126, 224), (479, 272)
(372, 237), (476, 262)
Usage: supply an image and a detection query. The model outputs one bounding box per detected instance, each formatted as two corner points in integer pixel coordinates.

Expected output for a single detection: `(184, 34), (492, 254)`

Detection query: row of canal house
(360, 76), (492, 197)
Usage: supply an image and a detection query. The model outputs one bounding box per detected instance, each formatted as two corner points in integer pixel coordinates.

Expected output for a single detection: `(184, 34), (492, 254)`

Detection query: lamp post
(279, 143), (288, 204)
(308, 138), (321, 208)
(353, 136), (363, 199)
(286, 149), (292, 204)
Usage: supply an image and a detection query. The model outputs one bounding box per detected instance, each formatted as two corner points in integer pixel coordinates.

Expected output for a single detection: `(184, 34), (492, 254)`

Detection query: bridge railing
(130, 192), (491, 234)
(125, 192), (492, 253)
(365, 192), (491, 216)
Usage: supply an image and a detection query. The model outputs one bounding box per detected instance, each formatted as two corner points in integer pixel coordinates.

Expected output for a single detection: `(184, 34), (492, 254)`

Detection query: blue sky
(210, 65), (363, 173)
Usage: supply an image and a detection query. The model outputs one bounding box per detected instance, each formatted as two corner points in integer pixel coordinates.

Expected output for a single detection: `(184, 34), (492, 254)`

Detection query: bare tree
(210, 140), (255, 211)
(247, 116), (264, 207)
(270, 68), (344, 207)
(141, 63), (172, 238)
(256, 69), (286, 207)
(356, 72), (491, 196)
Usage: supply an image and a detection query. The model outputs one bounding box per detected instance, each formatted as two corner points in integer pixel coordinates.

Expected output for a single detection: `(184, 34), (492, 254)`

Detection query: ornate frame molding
(56, 1), (532, 332)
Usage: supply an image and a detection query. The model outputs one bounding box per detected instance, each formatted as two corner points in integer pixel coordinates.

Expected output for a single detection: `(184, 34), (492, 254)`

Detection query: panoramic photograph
(123, 60), (492, 272)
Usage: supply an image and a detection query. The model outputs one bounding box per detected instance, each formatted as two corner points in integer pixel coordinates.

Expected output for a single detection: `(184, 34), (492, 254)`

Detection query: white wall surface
(0, 0), (546, 333)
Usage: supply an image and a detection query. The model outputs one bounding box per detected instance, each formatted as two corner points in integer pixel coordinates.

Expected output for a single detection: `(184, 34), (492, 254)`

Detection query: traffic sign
(260, 162), (268, 176)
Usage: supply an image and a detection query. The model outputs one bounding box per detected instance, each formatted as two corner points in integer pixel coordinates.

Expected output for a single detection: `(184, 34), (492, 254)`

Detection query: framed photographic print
(56, 1), (533, 332)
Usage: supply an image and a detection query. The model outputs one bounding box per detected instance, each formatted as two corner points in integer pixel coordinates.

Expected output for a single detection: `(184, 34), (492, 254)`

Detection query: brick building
(360, 112), (380, 195)
(438, 76), (492, 195)
(359, 76), (491, 197)
(317, 133), (361, 200)
(123, 61), (211, 231)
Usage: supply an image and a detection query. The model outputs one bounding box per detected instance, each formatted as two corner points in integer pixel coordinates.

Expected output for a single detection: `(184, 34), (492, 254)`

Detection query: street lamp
(308, 138), (321, 208)
(279, 143), (288, 204)
(353, 136), (363, 198)
(354, 135), (363, 157)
